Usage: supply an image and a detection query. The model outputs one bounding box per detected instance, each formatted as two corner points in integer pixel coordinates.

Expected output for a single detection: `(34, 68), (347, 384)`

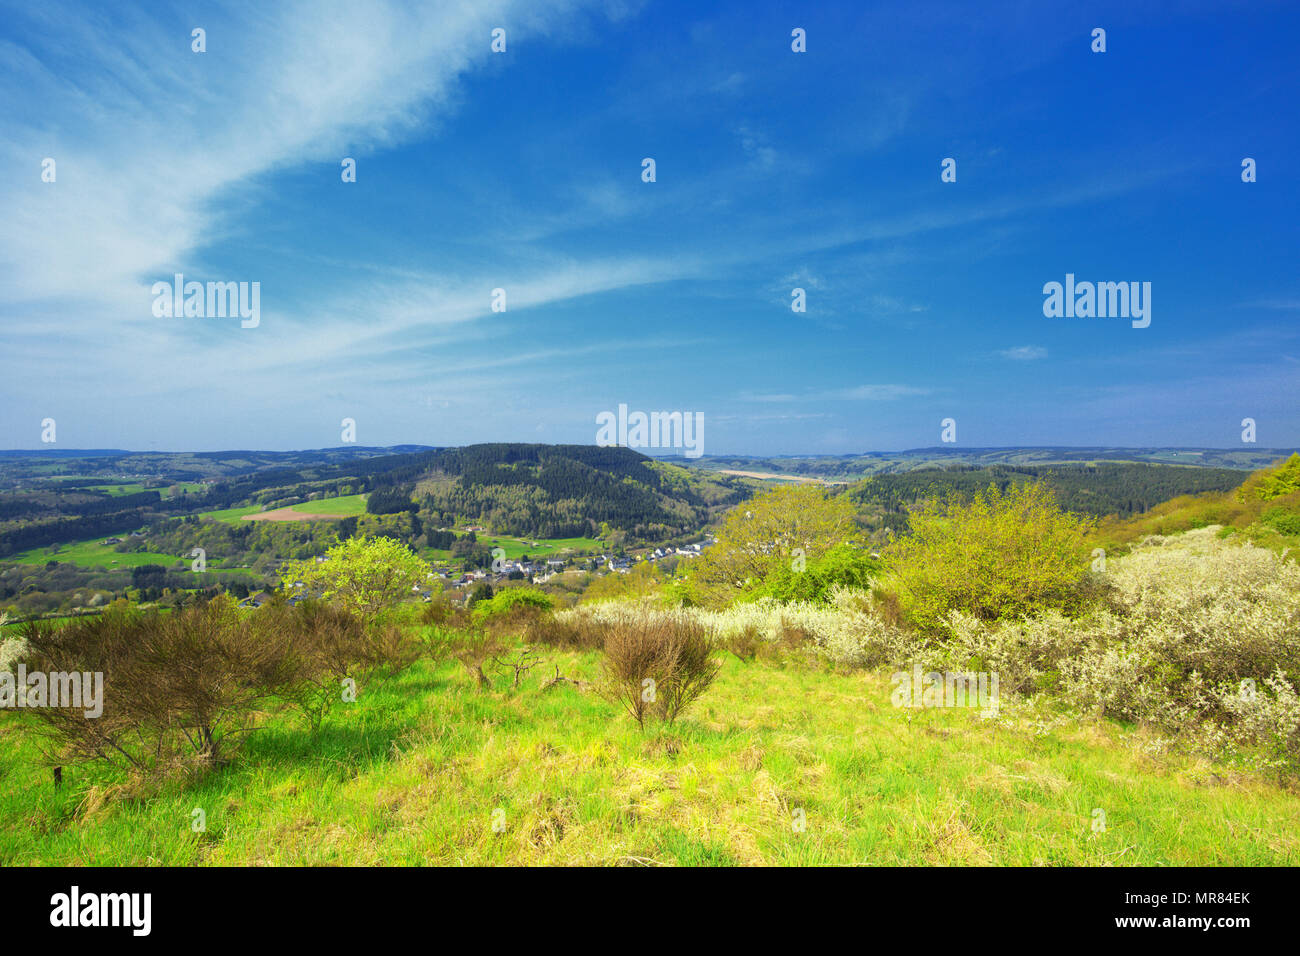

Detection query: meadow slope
(2, 647), (1295, 866)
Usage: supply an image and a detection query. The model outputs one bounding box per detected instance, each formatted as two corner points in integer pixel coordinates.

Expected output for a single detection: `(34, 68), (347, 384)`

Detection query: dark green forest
(850, 462), (1246, 534)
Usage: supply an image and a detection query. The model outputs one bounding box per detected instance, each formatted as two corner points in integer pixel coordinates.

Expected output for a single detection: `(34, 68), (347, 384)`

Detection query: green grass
(165, 483), (208, 497)
(421, 535), (603, 565)
(9, 537), (247, 575)
(71, 481), (205, 498)
(199, 505), (261, 524)
(2, 641), (1295, 866)
(289, 494), (368, 517)
(481, 536), (603, 559)
(198, 494), (368, 524)
(10, 537), (179, 570)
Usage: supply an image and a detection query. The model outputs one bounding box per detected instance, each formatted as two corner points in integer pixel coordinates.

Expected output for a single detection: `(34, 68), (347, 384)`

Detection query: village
(421, 534), (718, 604)
(230, 534), (718, 610)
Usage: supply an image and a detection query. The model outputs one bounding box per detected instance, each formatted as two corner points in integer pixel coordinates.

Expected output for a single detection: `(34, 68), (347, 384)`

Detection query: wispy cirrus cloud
(741, 384), (930, 402)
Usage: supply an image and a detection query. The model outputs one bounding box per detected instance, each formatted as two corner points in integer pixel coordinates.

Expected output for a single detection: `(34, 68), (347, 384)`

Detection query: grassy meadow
(199, 504), (262, 524)
(11, 537), (179, 570)
(3, 642), (1296, 866)
(289, 494), (369, 517)
(481, 536), (604, 559)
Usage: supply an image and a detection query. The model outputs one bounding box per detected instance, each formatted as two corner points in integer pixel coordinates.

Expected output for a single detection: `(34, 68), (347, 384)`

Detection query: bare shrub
(523, 613), (608, 652)
(19, 601), (289, 773)
(724, 625), (763, 662)
(482, 603), (548, 641)
(420, 597), (469, 629)
(490, 645), (544, 689)
(599, 618), (720, 729)
(449, 629), (509, 690)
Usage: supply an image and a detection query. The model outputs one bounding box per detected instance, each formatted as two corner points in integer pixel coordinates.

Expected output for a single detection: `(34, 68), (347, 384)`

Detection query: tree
(883, 481), (1095, 632)
(279, 536), (430, 620)
(752, 542), (879, 604)
(687, 485), (861, 605)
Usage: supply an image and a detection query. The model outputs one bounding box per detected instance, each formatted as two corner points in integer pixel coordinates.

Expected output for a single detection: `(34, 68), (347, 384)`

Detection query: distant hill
(848, 461), (1250, 537)
(1097, 453), (1300, 550)
(412, 444), (748, 540)
(0, 446), (439, 482)
(0, 443), (751, 556)
(4, 443), (1290, 557)
(675, 447), (1300, 479)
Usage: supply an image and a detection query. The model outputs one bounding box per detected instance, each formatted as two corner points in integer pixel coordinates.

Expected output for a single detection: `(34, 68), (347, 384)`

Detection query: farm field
(199, 495), (368, 525)
(1, 649), (1295, 866)
(83, 483), (147, 496)
(245, 507), (349, 522)
(718, 469), (847, 486)
(9, 537), (178, 570)
(200, 505), (262, 524)
(481, 536), (603, 559)
(8, 537), (248, 575)
(289, 494), (368, 517)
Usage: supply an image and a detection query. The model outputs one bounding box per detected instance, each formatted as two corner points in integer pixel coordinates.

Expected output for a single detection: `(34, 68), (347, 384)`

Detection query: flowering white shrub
(559, 587), (920, 669)
(942, 609), (1095, 695)
(1205, 669), (1300, 771)
(0, 637), (24, 672)
(947, 529), (1300, 768)
(0, 612), (25, 672)
(567, 529), (1300, 770)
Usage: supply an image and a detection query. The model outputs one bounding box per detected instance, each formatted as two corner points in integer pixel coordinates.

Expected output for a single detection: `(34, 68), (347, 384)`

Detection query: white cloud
(742, 384), (929, 402)
(998, 345), (1048, 360)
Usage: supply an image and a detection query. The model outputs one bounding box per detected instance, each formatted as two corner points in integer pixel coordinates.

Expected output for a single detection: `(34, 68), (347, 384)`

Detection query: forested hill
(0, 444), (752, 554)
(683, 447), (1300, 478)
(851, 462), (1247, 534)
(413, 444), (749, 540)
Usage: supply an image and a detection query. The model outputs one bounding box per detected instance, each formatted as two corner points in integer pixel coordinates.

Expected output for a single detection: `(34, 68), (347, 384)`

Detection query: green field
(289, 494), (368, 516)
(199, 505), (262, 524)
(1, 643), (1295, 866)
(481, 536), (603, 559)
(10, 537), (180, 570)
(199, 494), (368, 525)
(420, 535), (601, 567)
(9, 537), (248, 575)
(78, 482), (207, 498)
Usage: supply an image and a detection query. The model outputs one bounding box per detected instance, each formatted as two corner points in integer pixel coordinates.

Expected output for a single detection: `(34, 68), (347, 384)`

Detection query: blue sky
(1, 0), (1297, 454)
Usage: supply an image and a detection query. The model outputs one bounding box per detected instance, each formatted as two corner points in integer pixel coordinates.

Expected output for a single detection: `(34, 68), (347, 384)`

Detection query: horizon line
(1, 444), (1297, 458)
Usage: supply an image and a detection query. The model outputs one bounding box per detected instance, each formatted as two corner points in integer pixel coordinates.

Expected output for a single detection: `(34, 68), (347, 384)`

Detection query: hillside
(680, 447), (1300, 479)
(1099, 452), (1300, 550)
(3, 456), (1299, 870)
(4, 630), (1296, 866)
(0, 444), (750, 559)
(850, 462), (1248, 537)
(0, 445), (753, 618)
(412, 444), (748, 540)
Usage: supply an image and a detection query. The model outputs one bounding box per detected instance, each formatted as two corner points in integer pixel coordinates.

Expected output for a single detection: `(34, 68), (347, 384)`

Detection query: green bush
(1250, 453), (1300, 501)
(883, 481), (1096, 632)
(470, 586), (554, 623)
(1261, 505), (1300, 536)
(749, 543), (879, 604)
